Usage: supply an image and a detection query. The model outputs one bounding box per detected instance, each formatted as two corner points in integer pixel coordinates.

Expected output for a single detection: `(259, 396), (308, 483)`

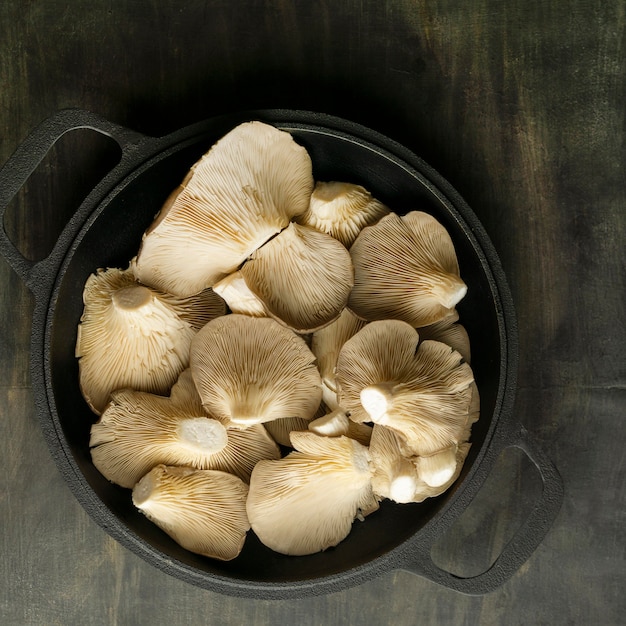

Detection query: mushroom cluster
(77, 120), (479, 560)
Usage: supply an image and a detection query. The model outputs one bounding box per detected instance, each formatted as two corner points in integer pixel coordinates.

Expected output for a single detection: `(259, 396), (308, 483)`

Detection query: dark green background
(1, 1), (623, 624)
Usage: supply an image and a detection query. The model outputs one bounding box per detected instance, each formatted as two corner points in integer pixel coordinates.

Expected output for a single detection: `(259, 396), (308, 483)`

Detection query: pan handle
(0, 109), (149, 291)
(400, 426), (563, 594)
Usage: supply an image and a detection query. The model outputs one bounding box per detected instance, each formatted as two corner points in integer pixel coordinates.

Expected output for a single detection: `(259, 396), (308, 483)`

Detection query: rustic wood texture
(1, 1), (623, 624)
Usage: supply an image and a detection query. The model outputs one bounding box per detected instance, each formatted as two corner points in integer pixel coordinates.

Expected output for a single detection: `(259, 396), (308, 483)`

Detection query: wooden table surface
(1, 1), (623, 624)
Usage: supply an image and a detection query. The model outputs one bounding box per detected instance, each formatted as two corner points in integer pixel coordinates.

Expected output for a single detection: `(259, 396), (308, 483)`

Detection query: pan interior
(46, 120), (503, 585)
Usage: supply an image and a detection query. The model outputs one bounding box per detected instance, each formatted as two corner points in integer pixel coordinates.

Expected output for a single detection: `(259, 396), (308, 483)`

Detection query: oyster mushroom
(75, 267), (226, 415)
(418, 310), (471, 364)
(239, 222), (354, 333)
(369, 424), (471, 503)
(190, 314), (322, 428)
(295, 181), (390, 247)
(90, 370), (280, 488)
(132, 121), (314, 296)
(368, 424), (421, 504)
(246, 431), (378, 555)
(132, 464), (250, 561)
(310, 307), (367, 409)
(348, 211), (467, 327)
(336, 320), (476, 456)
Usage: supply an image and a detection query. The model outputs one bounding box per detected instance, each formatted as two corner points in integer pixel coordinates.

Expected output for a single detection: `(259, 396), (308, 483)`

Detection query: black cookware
(0, 109), (563, 598)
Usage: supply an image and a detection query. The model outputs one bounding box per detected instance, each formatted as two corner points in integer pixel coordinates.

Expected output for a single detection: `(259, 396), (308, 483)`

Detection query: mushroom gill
(246, 432), (378, 556)
(132, 121), (314, 296)
(295, 180), (390, 247)
(132, 465), (250, 561)
(348, 211), (467, 327)
(336, 320), (476, 456)
(239, 222), (354, 333)
(76, 267), (225, 415)
(190, 314), (322, 428)
(89, 369), (280, 487)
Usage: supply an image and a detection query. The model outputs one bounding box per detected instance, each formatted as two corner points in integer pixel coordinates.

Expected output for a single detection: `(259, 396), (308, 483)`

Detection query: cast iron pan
(0, 109), (563, 598)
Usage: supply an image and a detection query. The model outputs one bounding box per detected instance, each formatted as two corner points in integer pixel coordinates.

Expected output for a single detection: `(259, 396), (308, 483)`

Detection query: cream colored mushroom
(418, 310), (471, 364)
(310, 307), (367, 409)
(369, 424), (471, 503)
(246, 431), (378, 555)
(368, 424), (421, 503)
(262, 416), (310, 448)
(90, 369), (280, 488)
(239, 222), (354, 333)
(190, 314), (322, 428)
(75, 267), (226, 415)
(132, 121), (314, 296)
(348, 211), (467, 327)
(295, 181), (390, 247)
(336, 320), (476, 456)
(132, 464), (250, 560)
(335, 319), (423, 424)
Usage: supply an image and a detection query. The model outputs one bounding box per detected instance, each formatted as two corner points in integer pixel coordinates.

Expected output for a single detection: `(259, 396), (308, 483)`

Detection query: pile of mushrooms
(77, 120), (478, 560)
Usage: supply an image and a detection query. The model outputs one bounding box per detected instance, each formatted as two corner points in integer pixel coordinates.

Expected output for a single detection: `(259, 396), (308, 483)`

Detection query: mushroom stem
(372, 454), (420, 503)
(212, 271), (267, 317)
(308, 409), (351, 437)
(430, 274), (468, 310)
(360, 383), (396, 424)
(417, 447), (458, 487)
(111, 285), (153, 311)
(177, 418), (228, 454)
(388, 473), (419, 504)
(228, 401), (265, 427)
(369, 424), (418, 503)
(131, 471), (156, 507)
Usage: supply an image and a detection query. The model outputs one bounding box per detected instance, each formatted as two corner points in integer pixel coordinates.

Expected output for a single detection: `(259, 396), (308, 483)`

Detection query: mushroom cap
(90, 369), (280, 487)
(246, 432), (378, 555)
(190, 314), (322, 428)
(239, 222), (354, 333)
(310, 307), (367, 409)
(348, 211), (467, 327)
(295, 181), (390, 247)
(132, 121), (314, 296)
(336, 320), (475, 455)
(418, 310), (471, 364)
(76, 267), (225, 415)
(132, 464), (250, 561)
